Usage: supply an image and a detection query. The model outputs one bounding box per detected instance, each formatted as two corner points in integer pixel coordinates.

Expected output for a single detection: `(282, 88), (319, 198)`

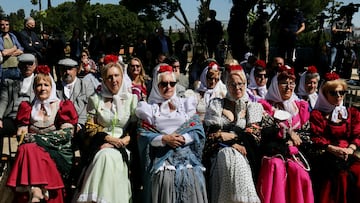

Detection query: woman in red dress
(310, 72), (360, 203)
(6, 65), (78, 203)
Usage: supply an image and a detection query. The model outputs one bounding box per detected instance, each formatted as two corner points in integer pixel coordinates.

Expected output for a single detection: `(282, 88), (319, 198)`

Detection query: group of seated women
(3, 56), (360, 203)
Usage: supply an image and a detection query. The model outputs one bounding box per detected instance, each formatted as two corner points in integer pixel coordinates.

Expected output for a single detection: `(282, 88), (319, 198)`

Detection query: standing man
(0, 53), (37, 175)
(278, 2), (305, 64)
(18, 17), (43, 63)
(0, 16), (24, 81)
(202, 10), (223, 63)
(330, 14), (352, 71)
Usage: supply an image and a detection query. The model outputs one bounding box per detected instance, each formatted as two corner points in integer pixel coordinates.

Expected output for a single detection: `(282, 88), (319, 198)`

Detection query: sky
(1, 0), (359, 29)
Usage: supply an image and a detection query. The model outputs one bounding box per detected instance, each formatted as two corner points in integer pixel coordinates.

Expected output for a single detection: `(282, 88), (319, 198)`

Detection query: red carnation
(158, 65), (173, 73)
(228, 64), (243, 72)
(190, 122), (196, 127)
(208, 61), (220, 70)
(324, 72), (340, 81)
(278, 65), (294, 75)
(36, 65), (50, 75)
(307, 66), (318, 74)
(255, 60), (266, 69)
(103, 55), (119, 65)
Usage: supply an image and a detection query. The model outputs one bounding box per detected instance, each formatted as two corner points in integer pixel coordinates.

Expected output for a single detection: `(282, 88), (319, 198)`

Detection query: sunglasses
(159, 81), (176, 87)
(328, 90), (347, 97)
(131, 64), (140, 68)
(279, 82), (296, 88)
(229, 82), (245, 89)
(255, 73), (267, 78)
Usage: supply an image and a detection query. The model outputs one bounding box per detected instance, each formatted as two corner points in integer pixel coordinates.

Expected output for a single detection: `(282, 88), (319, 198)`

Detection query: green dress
(77, 93), (137, 203)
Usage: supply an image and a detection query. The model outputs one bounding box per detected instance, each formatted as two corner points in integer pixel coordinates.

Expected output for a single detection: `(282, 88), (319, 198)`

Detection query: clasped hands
(102, 134), (130, 149)
(162, 133), (185, 148)
(327, 145), (355, 161)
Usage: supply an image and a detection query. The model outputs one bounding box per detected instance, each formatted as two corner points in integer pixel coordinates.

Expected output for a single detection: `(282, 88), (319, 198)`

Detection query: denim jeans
(1, 67), (21, 81)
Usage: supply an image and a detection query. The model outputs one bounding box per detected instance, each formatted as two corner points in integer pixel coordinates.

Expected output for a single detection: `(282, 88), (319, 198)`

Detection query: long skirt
(311, 153), (360, 203)
(151, 164), (208, 203)
(209, 147), (260, 203)
(76, 147), (131, 203)
(7, 143), (65, 203)
(257, 156), (314, 203)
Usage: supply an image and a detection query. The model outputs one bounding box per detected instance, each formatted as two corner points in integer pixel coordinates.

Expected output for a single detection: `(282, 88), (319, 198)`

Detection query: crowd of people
(0, 12), (360, 203)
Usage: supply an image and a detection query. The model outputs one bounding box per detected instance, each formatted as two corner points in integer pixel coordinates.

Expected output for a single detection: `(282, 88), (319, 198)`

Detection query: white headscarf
(100, 76), (130, 117)
(297, 71), (319, 108)
(31, 73), (60, 121)
(148, 64), (180, 115)
(314, 82), (348, 122)
(265, 74), (299, 115)
(196, 64), (227, 105)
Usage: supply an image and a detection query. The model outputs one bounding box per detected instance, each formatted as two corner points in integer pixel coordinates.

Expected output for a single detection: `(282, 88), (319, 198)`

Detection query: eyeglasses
(207, 77), (219, 82)
(159, 81), (176, 87)
(255, 73), (267, 78)
(131, 64), (140, 68)
(229, 82), (245, 89)
(279, 82), (296, 88)
(328, 90), (347, 97)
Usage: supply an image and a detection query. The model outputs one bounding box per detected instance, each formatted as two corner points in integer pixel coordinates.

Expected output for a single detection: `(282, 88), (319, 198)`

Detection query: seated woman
(247, 59), (268, 102)
(310, 72), (360, 203)
(77, 62), (138, 203)
(7, 65), (78, 203)
(296, 65), (320, 111)
(127, 57), (149, 101)
(257, 65), (314, 203)
(203, 64), (262, 203)
(136, 64), (208, 203)
(195, 61), (227, 121)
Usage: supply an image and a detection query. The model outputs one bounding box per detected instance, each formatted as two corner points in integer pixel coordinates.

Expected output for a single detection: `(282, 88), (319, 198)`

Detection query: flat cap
(58, 58), (78, 67)
(18, 53), (35, 63)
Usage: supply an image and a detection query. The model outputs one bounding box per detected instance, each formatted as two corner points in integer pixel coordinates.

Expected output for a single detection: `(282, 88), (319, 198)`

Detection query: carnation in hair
(36, 65), (51, 75)
(255, 60), (266, 69)
(158, 65), (173, 73)
(103, 55), (119, 65)
(278, 65), (294, 75)
(228, 64), (243, 72)
(324, 72), (340, 81)
(208, 61), (220, 71)
(306, 66), (318, 74)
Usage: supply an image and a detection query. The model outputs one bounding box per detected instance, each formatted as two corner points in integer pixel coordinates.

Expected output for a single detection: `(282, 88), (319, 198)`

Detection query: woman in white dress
(203, 65), (262, 203)
(77, 62), (138, 203)
(136, 64), (208, 203)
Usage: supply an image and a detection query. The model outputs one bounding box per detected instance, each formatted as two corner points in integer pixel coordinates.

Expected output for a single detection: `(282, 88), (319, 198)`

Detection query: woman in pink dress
(310, 72), (360, 203)
(257, 65), (314, 203)
(7, 65), (78, 203)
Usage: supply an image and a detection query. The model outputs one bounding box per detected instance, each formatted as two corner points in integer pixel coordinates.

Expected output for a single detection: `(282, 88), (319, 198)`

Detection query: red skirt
(7, 143), (65, 203)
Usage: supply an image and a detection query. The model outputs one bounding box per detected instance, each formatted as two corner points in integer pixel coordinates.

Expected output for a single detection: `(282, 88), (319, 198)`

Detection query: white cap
(58, 58), (78, 67)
